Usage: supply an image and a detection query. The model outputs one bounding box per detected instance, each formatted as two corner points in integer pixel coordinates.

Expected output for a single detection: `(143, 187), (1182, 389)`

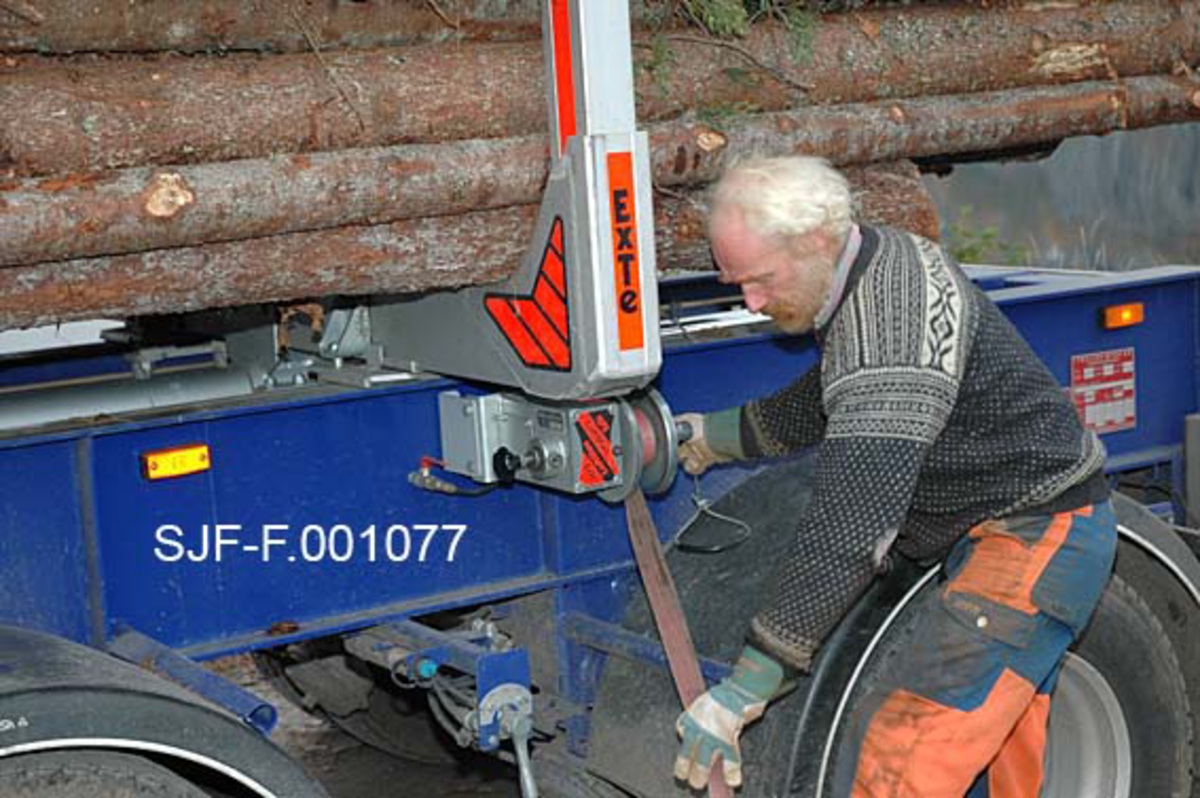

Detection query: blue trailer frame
(1, 263), (1198, 785)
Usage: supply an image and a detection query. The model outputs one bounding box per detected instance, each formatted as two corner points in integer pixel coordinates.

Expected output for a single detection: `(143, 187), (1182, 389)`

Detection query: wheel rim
(1043, 652), (1132, 798)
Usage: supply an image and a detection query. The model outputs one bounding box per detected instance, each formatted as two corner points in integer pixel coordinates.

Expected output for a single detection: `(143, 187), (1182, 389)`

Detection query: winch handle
(675, 419), (694, 445)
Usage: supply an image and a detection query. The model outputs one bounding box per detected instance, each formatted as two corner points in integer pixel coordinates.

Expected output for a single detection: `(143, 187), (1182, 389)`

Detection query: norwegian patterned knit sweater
(741, 226), (1109, 671)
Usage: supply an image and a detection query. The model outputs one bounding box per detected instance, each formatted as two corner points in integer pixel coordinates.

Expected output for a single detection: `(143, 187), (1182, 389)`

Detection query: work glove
(677, 409), (743, 476)
(675, 645), (784, 790)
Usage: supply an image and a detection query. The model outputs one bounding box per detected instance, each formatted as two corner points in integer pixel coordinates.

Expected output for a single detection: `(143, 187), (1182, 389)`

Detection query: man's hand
(674, 646), (784, 790)
(677, 412), (735, 475)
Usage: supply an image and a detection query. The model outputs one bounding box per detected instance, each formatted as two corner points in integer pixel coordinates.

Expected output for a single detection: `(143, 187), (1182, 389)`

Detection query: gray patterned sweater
(740, 226), (1108, 671)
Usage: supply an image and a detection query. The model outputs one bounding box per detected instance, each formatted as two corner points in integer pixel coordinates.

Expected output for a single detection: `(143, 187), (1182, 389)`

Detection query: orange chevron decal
(485, 217), (571, 372)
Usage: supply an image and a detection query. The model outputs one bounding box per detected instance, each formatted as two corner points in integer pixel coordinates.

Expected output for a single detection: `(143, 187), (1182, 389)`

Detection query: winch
(436, 388), (688, 503)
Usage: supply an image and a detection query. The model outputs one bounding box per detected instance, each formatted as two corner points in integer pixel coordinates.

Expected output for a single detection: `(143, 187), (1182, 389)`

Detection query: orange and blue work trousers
(835, 500), (1117, 798)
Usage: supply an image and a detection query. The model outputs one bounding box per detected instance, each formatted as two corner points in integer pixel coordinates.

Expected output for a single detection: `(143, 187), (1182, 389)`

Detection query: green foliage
(642, 0), (680, 28)
(676, 1), (817, 64)
(779, 6), (817, 65)
(640, 33), (678, 97)
(945, 207), (1030, 266)
(680, 0), (751, 38)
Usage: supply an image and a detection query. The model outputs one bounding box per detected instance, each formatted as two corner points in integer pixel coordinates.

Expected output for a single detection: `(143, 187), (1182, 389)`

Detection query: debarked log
(0, 161), (938, 329)
(3, 75), (1197, 268)
(1, 0), (1196, 176)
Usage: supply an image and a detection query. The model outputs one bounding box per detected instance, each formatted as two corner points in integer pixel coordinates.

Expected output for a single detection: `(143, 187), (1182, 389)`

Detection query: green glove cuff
(703, 407), (745, 460)
(730, 644), (785, 703)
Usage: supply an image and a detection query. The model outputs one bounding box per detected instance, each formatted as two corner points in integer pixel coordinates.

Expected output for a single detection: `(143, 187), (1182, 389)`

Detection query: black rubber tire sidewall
(1066, 574), (1193, 797)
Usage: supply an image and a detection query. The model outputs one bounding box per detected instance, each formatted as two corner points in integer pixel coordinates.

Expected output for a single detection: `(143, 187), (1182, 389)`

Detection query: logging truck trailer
(2, 3), (1200, 798)
(1, 252), (1199, 798)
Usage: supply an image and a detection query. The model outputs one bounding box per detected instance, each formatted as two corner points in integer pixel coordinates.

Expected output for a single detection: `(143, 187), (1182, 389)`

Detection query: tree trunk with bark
(3, 75), (1197, 268)
(0, 162), (938, 329)
(0, 0), (547, 53)
(1, 2), (1198, 329)
(2, 1), (1195, 177)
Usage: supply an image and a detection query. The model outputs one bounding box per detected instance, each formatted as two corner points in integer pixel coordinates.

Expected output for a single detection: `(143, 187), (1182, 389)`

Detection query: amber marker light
(143, 443), (212, 480)
(1102, 302), (1144, 330)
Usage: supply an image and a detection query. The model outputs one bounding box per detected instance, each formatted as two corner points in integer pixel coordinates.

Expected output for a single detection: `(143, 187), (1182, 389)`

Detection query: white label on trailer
(1071, 348), (1136, 433)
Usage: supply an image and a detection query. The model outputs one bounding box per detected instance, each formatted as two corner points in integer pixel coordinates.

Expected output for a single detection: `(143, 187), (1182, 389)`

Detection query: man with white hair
(674, 156), (1116, 796)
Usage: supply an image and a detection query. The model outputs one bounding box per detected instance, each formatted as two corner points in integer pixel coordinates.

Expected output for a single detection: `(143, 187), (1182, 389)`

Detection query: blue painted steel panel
(553, 572), (633, 753)
(549, 495), (635, 572)
(659, 335), (819, 414)
(92, 389), (550, 649)
(0, 351), (129, 390)
(0, 441), (93, 642)
(995, 276), (1199, 463)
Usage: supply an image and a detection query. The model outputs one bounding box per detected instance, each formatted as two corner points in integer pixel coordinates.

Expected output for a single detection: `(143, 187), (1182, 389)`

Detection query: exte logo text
(612, 190), (638, 314)
(607, 151), (644, 351)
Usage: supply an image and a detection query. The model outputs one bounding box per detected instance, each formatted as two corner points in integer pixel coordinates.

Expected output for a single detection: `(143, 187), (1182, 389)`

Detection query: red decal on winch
(1071, 348), (1136, 433)
(485, 217), (571, 372)
(576, 409), (618, 487)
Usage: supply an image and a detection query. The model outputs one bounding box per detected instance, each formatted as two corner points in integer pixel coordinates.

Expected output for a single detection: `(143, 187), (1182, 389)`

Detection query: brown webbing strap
(624, 488), (733, 798)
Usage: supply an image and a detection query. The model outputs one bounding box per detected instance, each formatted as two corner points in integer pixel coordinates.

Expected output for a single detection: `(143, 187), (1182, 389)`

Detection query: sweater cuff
(703, 407), (745, 459)
(748, 617), (816, 674)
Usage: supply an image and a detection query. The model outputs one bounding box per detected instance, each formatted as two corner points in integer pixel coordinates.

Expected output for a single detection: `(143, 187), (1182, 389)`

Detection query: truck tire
(0, 626), (330, 798)
(1109, 495), (1200, 798)
(811, 571), (1193, 798)
(0, 750), (209, 798)
(1051, 574), (1192, 797)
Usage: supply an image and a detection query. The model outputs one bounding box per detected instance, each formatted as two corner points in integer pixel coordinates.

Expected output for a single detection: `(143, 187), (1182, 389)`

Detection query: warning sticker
(1070, 348), (1136, 434)
(575, 409), (619, 487)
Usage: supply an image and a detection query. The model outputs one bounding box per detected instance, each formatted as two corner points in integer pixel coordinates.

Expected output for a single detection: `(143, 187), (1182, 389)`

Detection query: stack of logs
(0, 0), (1198, 330)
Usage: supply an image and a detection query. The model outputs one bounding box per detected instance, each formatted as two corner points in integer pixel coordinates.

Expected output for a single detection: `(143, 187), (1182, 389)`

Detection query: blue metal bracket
(561, 611), (733, 685)
(107, 626), (278, 734)
(344, 619), (531, 751)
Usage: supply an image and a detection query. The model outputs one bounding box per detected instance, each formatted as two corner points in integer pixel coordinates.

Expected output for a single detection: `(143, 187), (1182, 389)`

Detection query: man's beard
(764, 300), (816, 334)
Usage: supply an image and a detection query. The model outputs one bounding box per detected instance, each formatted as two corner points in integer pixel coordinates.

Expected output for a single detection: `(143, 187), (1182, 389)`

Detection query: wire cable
(676, 473), (753, 554)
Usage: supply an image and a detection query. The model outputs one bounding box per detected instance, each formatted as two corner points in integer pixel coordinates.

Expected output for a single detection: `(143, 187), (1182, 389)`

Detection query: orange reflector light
(1102, 302), (1145, 330)
(143, 444), (211, 480)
